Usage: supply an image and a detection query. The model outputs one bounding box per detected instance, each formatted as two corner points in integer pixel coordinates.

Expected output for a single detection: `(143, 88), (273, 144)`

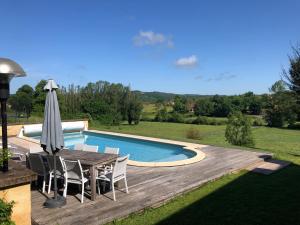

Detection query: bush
(225, 112), (255, 147)
(167, 112), (184, 123)
(0, 198), (15, 225)
(252, 117), (265, 126)
(193, 116), (209, 125)
(186, 127), (202, 140)
(141, 116), (154, 122)
(184, 118), (195, 124)
(154, 108), (169, 122)
(193, 116), (227, 126)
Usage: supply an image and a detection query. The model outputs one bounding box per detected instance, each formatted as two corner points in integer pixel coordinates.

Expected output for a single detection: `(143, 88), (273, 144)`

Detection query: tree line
(8, 80), (143, 125)
(8, 45), (300, 129)
(155, 45), (300, 128)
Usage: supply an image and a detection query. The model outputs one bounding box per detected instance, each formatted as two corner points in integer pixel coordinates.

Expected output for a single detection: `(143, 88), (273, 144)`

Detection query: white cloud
(175, 55), (198, 68)
(133, 30), (174, 48)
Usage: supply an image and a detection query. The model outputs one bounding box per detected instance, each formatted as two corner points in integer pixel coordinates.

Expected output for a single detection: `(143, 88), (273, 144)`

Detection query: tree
(269, 80), (287, 93)
(264, 80), (298, 127)
(194, 98), (214, 116)
(9, 85), (34, 118)
(155, 107), (169, 122)
(283, 45), (300, 99)
(242, 92), (262, 115)
(225, 111), (254, 147)
(211, 95), (233, 117)
(33, 80), (47, 115)
(173, 96), (187, 113)
(126, 94), (143, 125)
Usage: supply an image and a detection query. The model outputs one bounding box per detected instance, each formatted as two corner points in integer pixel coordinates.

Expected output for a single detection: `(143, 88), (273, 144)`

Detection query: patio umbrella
(40, 79), (66, 208)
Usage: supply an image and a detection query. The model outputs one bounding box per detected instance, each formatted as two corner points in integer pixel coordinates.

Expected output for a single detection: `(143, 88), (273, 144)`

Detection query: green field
(90, 121), (300, 225)
(141, 103), (173, 120)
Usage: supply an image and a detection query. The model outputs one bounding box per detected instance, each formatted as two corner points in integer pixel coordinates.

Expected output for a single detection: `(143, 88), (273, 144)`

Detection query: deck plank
(8, 137), (272, 225)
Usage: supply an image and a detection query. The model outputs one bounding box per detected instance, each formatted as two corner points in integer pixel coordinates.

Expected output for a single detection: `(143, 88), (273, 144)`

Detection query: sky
(1, 0), (299, 95)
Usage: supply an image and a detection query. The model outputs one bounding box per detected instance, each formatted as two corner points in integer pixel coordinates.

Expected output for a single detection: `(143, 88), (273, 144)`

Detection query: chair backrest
(63, 159), (83, 181)
(28, 153), (46, 176)
(74, 143), (84, 151)
(30, 146), (44, 153)
(113, 155), (129, 178)
(83, 144), (98, 152)
(104, 147), (119, 155)
(46, 155), (65, 175)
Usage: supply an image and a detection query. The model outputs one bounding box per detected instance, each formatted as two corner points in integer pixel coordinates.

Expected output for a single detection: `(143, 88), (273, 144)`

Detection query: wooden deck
(9, 137), (271, 225)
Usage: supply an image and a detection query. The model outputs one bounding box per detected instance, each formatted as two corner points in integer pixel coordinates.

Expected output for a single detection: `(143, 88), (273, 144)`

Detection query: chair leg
(124, 177), (129, 194)
(48, 175), (52, 194)
(97, 180), (100, 195)
(63, 181), (68, 197)
(101, 181), (106, 192)
(42, 177), (46, 193)
(111, 180), (116, 201)
(81, 183), (84, 203)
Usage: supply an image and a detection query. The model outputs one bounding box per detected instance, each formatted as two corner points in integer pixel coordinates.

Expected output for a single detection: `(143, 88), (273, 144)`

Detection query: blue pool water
(32, 131), (195, 162)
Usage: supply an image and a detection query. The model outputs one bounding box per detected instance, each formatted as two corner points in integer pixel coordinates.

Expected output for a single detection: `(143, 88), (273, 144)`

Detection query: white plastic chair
(96, 154), (129, 201)
(28, 153), (47, 193)
(98, 147), (120, 174)
(104, 147), (119, 155)
(46, 155), (66, 194)
(29, 146), (44, 153)
(83, 144), (98, 152)
(63, 159), (89, 203)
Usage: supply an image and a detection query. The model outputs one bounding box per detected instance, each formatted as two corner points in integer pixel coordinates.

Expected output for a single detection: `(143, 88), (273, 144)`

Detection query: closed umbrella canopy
(40, 79), (64, 154)
(40, 79), (66, 208)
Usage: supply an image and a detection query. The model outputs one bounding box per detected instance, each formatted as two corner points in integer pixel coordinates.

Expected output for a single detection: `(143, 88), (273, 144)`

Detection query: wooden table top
(42, 149), (118, 166)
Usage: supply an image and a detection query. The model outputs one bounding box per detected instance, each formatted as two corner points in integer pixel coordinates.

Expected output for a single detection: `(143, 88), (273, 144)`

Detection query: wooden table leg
(90, 165), (96, 201)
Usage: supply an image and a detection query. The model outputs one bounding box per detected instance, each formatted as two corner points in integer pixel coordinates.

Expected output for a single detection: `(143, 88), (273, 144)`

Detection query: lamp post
(0, 58), (26, 172)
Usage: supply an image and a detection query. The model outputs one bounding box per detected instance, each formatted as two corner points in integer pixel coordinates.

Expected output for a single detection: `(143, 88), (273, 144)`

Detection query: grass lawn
(91, 121), (300, 164)
(108, 165), (300, 225)
(91, 121), (300, 225)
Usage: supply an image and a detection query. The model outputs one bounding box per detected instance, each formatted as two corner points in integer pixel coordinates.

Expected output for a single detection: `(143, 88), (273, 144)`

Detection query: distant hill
(133, 91), (213, 103)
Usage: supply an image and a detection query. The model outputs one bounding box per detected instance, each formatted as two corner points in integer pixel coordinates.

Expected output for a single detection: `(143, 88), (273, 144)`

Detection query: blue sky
(1, 0), (299, 95)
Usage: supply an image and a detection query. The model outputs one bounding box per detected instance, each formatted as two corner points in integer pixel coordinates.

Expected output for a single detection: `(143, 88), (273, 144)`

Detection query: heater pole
(1, 99), (8, 172)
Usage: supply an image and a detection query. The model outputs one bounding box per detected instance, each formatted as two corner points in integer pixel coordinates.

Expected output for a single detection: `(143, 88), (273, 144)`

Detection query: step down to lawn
(246, 159), (290, 175)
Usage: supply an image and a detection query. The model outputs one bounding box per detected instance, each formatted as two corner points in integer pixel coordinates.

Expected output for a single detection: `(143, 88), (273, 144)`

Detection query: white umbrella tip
(44, 79), (59, 91)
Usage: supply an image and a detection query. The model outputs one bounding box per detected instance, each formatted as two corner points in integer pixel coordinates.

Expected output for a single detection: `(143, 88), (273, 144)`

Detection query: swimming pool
(32, 131), (197, 162)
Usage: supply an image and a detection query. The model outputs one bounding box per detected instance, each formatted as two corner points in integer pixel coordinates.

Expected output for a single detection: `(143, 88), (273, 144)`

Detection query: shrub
(193, 116), (227, 126)
(0, 198), (15, 225)
(209, 118), (218, 125)
(193, 116), (209, 125)
(167, 112), (184, 123)
(225, 112), (254, 147)
(184, 118), (195, 124)
(186, 127), (201, 140)
(154, 107), (169, 122)
(252, 117), (265, 126)
(141, 116), (154, 122)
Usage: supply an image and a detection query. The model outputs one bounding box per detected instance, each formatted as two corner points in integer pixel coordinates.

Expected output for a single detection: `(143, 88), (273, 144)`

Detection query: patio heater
(0, 58), (26, 172)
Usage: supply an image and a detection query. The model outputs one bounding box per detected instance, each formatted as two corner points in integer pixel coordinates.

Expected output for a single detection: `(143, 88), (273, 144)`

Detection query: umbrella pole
(53, 153), (58, 200)
(43, 152), (66, 208)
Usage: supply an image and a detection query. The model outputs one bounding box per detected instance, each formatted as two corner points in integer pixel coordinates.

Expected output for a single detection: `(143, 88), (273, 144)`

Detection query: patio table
(41, 149), (118, 201)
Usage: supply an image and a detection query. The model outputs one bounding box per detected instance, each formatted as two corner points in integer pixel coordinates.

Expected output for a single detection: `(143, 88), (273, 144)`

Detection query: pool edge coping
(88, 130), (206, 167)
(19, 130), (207, 167)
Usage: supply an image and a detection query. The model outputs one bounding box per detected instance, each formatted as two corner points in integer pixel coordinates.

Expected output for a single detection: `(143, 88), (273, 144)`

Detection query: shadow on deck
(27, 146), (271, 225)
